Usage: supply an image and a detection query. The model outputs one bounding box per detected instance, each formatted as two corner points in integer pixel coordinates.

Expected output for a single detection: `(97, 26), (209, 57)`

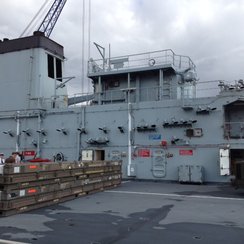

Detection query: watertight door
(152, 150), (166, 178)
(219, 148), (230, 176)
(81, 150), (93, 161)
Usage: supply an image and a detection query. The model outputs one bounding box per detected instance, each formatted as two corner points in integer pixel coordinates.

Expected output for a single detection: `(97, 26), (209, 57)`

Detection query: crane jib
(38, 0), (67, 38)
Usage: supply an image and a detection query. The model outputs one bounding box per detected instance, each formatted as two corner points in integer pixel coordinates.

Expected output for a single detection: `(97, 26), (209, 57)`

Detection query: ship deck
(0, 181), (244, 244)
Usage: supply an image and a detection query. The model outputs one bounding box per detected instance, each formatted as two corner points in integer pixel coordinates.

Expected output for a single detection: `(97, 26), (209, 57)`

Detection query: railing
(139, 86), (162, 101)
(35, 83), (225, 109)
(88, 49), (196, 75)
(40, 95), (69, 109)
(66, 87), (164, 107)
(224, 122), (244, 139)
(98, 89), (127, 103)
(66, 85), (218, 107)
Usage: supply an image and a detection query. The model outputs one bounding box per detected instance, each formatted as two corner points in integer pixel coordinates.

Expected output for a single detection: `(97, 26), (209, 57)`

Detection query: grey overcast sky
(0, 0), (244, 96)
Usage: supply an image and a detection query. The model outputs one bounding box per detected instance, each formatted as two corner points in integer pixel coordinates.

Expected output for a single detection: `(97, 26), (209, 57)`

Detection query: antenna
(81, 0), (86, 93)
(87, 0), (92, 93)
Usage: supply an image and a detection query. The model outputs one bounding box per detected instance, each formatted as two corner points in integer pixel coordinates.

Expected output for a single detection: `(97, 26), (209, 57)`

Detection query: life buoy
(149, 58), (156, 66)
(54, 152), (64, 162)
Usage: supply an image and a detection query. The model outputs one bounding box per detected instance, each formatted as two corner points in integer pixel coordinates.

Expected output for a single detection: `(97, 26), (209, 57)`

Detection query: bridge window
(47, 54), (54, 78)
(56, 58), (62, 81)
(47, 54), (62, 81)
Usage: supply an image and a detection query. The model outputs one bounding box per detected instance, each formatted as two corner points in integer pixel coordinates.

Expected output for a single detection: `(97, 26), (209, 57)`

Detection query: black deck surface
(0, 181), (244, 244)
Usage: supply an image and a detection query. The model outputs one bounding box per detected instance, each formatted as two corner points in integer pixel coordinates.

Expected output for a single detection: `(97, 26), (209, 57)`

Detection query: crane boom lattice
(38, 0), (67, 37)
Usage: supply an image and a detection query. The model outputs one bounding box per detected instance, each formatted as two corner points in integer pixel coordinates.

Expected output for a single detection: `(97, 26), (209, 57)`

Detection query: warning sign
(138, 149), (151, 157)
(179, 150), (193, 156)
(23, 151), (36, 157)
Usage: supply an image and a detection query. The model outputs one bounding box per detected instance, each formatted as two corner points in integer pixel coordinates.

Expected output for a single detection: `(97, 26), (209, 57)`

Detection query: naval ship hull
(0, 33), (244, 185)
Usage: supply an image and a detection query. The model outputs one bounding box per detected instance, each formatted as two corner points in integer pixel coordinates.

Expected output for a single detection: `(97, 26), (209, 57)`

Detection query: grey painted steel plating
(0, 33), (244, 183)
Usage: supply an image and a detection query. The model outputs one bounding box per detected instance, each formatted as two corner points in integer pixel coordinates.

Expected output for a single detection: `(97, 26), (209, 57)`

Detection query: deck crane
(20, 0), (67, 38)
(38, 0), (67, 37)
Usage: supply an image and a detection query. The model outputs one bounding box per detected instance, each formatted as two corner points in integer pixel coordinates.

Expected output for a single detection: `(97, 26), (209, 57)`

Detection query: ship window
(47, 54), (63, 81)
(186, 128), (194, 137)
(109, 81), (120, 88)
(47, 54), (54, 79)
(56, 58), (62, 81)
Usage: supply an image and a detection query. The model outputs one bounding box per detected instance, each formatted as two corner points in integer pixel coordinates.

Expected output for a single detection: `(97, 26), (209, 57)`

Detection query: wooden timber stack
(0, 161), (121, 217)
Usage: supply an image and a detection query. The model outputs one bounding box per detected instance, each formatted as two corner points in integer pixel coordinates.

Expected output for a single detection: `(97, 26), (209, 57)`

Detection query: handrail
(88, 49), (196, 75)
(37, 82), (223, 109)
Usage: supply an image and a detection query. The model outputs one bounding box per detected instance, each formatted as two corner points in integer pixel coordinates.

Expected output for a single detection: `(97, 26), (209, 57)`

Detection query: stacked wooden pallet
(0, 161), (121, 216)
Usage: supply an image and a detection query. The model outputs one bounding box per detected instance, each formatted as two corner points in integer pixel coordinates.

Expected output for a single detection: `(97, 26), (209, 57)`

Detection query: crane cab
(0, 32), (68, 111)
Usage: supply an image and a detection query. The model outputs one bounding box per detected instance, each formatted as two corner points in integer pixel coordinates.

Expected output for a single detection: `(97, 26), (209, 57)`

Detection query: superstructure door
(152, 149), (167, 178)
(219, 148), (230, 176)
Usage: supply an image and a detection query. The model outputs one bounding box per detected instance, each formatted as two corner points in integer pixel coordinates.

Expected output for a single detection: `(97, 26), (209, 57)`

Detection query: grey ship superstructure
(0, 32), (244, 184)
